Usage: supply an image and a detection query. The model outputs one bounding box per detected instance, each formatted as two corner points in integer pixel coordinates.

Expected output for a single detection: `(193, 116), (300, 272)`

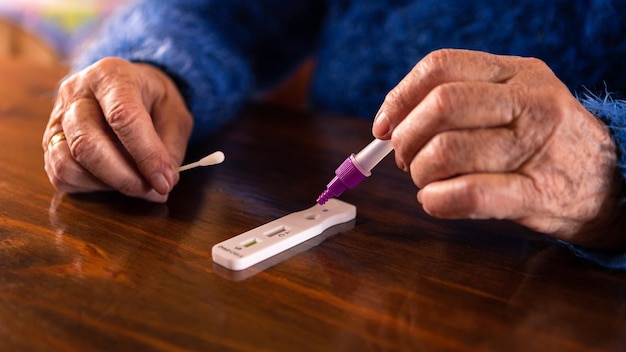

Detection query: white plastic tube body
(352, 139), (394, 176)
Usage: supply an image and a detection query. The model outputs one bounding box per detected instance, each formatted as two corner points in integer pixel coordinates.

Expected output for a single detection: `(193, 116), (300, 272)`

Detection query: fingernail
(163, 165), (178, 190)
(150, 172), (171, 195)
(373, 110), (390, 138)
(145, 189), (169, 203)
(166, 164), (178, 184)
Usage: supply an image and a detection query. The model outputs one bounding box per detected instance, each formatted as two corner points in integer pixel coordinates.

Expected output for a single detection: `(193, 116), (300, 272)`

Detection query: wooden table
(1, 59), (625, 352)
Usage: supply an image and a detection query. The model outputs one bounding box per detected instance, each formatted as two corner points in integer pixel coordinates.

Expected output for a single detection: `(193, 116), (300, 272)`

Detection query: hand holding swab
(177, 151), (225, 172)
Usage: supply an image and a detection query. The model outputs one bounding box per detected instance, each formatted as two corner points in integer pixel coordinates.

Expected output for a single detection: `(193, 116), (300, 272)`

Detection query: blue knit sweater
(73, 0), (626, 269)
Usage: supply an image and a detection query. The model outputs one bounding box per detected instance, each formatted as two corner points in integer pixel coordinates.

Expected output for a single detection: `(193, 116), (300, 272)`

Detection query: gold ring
(48, 131), (67, 149)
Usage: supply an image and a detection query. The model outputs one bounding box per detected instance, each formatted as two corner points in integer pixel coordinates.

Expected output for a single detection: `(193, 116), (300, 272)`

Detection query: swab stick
(177, 151), (225, 172)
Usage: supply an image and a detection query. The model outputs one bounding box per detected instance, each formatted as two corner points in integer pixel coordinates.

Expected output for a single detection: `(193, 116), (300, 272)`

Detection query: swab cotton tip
(177, 151), (225, 172)
(201, 151), (225, 165)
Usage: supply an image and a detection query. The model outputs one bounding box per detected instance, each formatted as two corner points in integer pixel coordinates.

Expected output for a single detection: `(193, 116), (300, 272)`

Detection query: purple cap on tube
(316, 155), (367, 205)
(316, 139), (393, 205)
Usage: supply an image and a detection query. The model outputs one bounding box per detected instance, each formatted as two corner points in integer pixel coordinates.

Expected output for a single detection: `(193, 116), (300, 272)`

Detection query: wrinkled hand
(43, 57), (193, 203)
(373, 49), (626, 249)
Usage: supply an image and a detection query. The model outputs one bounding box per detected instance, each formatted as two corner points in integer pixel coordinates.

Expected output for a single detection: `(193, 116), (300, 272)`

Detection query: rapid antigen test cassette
(212, 199), (356, 271)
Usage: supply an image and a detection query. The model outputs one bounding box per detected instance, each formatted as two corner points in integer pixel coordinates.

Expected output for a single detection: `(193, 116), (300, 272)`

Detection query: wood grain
(1, 59), (625, 352)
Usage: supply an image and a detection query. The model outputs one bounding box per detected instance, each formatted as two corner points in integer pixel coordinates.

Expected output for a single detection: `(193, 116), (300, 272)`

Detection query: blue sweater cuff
(580, 92), (626, 180)
(559, 240), (626, 269)
(561, 92), (626, 269)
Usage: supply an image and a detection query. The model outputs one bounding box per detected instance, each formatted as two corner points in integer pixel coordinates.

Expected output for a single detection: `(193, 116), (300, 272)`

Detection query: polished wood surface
(1, 59), (625, 352)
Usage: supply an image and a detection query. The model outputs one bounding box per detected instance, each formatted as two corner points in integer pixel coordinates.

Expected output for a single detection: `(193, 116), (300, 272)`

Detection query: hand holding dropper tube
(317, 139), (393, 204)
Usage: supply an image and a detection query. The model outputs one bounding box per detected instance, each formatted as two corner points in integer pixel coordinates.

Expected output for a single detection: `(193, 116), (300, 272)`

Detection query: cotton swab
(177, 151), (225, 172)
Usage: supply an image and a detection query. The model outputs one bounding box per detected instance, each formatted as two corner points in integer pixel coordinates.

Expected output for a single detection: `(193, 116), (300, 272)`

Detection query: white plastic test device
(212, 199), (357, 271)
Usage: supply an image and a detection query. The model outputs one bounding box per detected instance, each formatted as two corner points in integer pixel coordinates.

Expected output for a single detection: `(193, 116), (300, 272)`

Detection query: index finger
(60, 95), (165, 201)
(88, 59), (176, 195)
(372, 49), (519, 139)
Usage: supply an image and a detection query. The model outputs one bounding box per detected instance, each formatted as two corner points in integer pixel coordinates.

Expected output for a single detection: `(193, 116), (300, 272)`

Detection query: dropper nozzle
(317, 139), (393, 204)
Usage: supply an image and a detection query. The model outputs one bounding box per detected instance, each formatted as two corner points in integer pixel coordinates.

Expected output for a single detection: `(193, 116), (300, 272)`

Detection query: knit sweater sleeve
(72, 0), (325, 139)
(560, 93), (626, 270)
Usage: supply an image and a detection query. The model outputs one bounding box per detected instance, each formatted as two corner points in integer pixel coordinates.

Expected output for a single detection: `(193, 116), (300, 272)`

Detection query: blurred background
(0, 0), (129, 64)
(0, 0), (310, 107)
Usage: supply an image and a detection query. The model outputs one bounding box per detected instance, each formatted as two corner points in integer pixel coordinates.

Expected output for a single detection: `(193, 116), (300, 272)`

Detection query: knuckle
(135, 149), (164, 173)
(428, 133), (457, 163)
(88, 57), (130, 76)
(522, 56), (550, 71)
(49, 97), (66, 121)
(507, 81), (529, 117)
(418, 134), (457, 185)
(47, 158), (77, 192)
(383, 49), (453, 113)
(459, 179), (484, 216)
(106, 101), (144, 135)
(87, 57), (139, 93)
(420, 49), (451, 77)
(57, 76), (76, 93)
(57, 70), (85, 93)
(422, 49), (448, 65)
(67, 132), (98, 165)
(428, 84), (456, 118)
(423, 48), (448, 64)
(54, 75), (87, 112)
(383, 85), (412, 113)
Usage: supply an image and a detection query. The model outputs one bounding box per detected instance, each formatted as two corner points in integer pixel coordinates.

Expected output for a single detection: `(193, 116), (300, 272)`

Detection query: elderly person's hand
(43, 57), (193, 203)
(373, 49), (626, 249)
